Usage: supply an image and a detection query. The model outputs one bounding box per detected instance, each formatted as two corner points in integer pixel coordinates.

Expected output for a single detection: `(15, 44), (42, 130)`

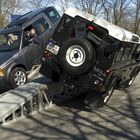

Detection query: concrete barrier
(0, 82), (50, 126)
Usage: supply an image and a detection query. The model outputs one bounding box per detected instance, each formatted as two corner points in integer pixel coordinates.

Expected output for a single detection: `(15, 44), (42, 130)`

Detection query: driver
(24, 27), (39, 44)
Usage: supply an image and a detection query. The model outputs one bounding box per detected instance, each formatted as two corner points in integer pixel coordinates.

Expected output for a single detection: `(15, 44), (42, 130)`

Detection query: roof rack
(13, 10), (33, 21)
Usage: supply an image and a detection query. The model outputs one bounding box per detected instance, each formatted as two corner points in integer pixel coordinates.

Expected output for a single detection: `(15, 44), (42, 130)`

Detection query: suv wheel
(9, 67), (27, 88)
(58, 38), (96, 75)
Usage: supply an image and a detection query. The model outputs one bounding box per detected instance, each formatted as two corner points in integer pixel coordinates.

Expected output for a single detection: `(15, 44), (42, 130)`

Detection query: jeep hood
(65, 8), (140, 44)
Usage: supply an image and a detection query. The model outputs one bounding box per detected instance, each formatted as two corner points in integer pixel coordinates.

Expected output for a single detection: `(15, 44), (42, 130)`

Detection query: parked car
(0, 6), (60, 89)
(40, 8), (140, 109)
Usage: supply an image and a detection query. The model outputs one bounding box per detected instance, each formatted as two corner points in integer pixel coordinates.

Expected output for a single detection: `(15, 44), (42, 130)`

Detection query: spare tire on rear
(57, 38), (96, 75)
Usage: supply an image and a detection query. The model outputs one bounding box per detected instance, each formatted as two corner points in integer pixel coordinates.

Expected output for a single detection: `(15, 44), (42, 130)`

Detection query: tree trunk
(0, 0), (1, 14)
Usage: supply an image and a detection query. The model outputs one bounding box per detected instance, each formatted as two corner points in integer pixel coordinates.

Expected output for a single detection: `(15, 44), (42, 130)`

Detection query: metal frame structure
(0, 82), (52, 126)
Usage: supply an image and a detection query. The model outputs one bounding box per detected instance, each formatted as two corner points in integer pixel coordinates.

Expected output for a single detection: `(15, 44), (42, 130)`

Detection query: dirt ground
(0, 75), (140, 140)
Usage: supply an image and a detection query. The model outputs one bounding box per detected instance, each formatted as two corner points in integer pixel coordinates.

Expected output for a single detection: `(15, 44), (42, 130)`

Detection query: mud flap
(39, 62), (53, 79)
(47, 82), (64, 103)
(40, 61), (60, 81)
(47, 82), (64, 95)
(84, 92), (103, 110)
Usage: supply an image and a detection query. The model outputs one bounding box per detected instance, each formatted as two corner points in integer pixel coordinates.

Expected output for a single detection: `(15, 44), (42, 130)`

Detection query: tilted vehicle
(40, 8), (140, 109)
(0, 6), (60, 89)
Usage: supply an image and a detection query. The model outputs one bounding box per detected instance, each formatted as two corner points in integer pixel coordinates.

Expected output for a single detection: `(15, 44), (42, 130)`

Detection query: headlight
(0, 68), (4, 77)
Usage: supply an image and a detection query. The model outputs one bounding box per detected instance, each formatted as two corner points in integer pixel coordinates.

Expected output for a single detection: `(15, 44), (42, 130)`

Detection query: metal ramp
(0, 82), (51, 126)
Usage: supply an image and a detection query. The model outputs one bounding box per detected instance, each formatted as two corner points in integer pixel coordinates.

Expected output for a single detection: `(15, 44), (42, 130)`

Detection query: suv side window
(44, 8), (60, 23)
(115, 47), (124, 62)
(32, 17), (49, 35)
(122, 47), (133, 60)
(23, 17), (49, 46)
(73, 18), (87, 38)
(115, 44), (135, 62)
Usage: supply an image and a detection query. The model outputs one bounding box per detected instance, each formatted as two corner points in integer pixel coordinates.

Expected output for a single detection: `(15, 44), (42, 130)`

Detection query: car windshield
(0, 31), (21, 51)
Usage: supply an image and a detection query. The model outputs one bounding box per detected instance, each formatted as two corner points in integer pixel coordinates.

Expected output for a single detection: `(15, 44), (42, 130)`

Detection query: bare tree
(73, 0), (102, 15)
(101, 0), (112, 21)
(0, 0), (24, 26)
(57, 0), (71, 12)
(0, 0), (1, 14)
(2, 0), (23, 16)
(101, 0), (131, 25)
(27, 0), (56, 10)
(0, 0), (4, 27)
(131, 0), (140, 34)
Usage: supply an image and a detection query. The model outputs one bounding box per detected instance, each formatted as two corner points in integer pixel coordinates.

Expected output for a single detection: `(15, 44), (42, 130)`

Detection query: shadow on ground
(0, 77), (140, 140)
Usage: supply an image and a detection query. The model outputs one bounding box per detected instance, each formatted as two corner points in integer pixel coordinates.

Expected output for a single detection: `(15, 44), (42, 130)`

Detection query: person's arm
(33, 34), (40, 44)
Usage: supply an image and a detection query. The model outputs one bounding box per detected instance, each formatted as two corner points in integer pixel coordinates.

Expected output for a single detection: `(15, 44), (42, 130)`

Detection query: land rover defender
(41, 8), (140, 109)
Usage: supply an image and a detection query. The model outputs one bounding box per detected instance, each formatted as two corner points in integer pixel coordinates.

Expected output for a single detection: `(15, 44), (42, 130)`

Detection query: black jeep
(41, 8), (140, 109)
(0, 7), (60, 89)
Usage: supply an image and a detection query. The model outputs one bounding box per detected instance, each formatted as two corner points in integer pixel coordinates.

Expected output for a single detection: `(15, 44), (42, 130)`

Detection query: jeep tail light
(87, 25), (94, 30)
(104, 69), (111, 77)
(43, 51), (52, 59)
(46, 51), (52, 59)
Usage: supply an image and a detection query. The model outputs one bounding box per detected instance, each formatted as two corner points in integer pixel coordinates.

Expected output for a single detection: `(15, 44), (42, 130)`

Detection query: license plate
(46, 42), (60, 55)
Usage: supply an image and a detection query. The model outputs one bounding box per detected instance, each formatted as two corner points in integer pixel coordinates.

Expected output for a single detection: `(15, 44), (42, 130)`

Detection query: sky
(14, 0), (63, 15)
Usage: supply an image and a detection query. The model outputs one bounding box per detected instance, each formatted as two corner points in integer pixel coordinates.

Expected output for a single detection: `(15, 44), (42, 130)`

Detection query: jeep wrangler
(40, 8), (140, 109)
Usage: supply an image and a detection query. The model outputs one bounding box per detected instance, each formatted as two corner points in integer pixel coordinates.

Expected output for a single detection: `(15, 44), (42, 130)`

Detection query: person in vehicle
(24, 27), (39, 44)
(29, 28), (37, 41)
(28, 28), (39, 43)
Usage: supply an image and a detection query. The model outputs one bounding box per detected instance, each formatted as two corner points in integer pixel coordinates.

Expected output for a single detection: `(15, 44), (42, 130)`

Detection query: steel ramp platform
(0, 82), (50, 126)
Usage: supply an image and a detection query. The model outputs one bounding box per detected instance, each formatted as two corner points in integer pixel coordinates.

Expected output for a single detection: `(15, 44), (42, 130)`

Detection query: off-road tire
(57, 38), (96, 75)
